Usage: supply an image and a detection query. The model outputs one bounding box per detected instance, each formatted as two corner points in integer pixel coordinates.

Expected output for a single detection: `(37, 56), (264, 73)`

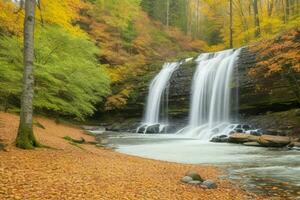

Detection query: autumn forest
(0, 0), (300, 199)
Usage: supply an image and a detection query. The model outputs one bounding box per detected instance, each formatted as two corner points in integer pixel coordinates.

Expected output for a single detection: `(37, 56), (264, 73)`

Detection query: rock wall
(101, 47), (300, 134)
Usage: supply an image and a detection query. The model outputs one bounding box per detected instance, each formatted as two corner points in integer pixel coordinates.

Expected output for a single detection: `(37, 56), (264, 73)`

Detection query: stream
(98, 132), (300, 199)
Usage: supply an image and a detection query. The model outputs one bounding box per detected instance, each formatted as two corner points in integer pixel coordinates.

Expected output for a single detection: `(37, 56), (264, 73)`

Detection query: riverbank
(0, 112), (260, 200)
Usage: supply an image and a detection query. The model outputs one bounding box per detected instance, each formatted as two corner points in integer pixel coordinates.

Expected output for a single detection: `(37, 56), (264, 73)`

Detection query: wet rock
(248, 135), (260, 142)
(185, 171), (204, 182)
(137, 125), (147, 133)
(228, 133), (250, 143)
(243, 142), (262, 147)
(287, 142), (300, 150)
(181, 176), (193, 183)
(210, 135), (229, 143)
(258, 135), (291, 147)
(201, 180), (217, 189)
(188, 180), (202, 185)
(145, 124), (160, 134)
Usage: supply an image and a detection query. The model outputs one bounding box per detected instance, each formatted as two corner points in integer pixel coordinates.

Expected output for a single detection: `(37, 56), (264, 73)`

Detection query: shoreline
(0, 112), (262, 199)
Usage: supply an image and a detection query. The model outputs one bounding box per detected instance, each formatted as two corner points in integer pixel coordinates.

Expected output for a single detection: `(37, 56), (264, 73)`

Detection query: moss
(16, 124), (40, 149)
(63, 136), (85, 144)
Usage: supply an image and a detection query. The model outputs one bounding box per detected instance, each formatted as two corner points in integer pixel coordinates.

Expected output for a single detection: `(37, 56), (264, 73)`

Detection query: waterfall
(182, 49), (241, 140)
(137, 61), (181, 133)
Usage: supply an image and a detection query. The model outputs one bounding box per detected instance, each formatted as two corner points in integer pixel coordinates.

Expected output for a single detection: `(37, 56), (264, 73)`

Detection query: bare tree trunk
(195, 0), (200, 38)
(16, 0), (39, 149)
(253, 0), (261, 37)
(229, 0), (233, 48)
(285, 0), (290, 21)
(268, 0), (274, 16)
(166, 0), (170, 29)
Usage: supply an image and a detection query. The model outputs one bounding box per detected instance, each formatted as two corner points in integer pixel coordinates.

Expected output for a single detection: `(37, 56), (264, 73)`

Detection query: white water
(181, 49), (241, 140)
(137, 62), (181, 133)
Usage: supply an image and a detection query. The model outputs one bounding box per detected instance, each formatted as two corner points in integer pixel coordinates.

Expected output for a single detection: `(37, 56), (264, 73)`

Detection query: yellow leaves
(0, 0), (85, 37)
(0, 0), (23, 36)
(37, 0), (86, 37)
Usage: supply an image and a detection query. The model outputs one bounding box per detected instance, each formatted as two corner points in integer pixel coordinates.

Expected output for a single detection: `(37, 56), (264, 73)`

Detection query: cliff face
(103, 47), (300, 135)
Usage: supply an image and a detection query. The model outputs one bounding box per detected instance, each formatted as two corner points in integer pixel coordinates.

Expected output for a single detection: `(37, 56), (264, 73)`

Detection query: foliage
(141, 0), (300, 49)
(0, 26), (110, 119)
(249, 28), (300, 102)
(79, 0), (205, 110)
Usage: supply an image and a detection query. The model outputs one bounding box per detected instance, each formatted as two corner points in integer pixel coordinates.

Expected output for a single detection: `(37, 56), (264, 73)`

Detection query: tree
(253, 0), (261, 37)
(16, 0), (39, 149)
(229, 0), (233, 48)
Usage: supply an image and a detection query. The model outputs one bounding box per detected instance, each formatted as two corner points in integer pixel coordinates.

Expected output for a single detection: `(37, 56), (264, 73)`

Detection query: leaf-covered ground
(0, 112), (261, 200)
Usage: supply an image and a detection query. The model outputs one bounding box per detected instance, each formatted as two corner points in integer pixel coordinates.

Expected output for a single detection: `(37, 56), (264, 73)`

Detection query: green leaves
(0, 26), (110, 119)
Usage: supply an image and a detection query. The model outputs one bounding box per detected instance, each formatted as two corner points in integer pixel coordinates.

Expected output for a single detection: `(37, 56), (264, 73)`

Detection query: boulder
(258, 135), (291, 147)
(137, 125), (147, 133)
(201, 180), (217, 189)
(243, 142), (262, 147)
(188, 180), (202, 185)
(185, 171), (204, 182)
(210, 135), (229, 143)
(145, 124), (160, 134)
(248, 135), (260, 142)
(181, 176), (193, 183)
(287, 142), (300, 150)
(228, 133), (250, 143)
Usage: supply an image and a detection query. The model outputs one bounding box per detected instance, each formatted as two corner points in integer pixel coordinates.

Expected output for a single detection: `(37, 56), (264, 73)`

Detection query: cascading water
(181, 49), (241, 140)
(137, 62), (182, 133)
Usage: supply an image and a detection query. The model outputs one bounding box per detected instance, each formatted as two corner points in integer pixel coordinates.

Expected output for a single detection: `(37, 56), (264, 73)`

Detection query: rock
(181, 176), (193, 183)
(145, 124), (160, 134)
(243, 142), (262, 147)
(248, 135), (260, 142)
(137, 125), (147, 133)
(185, 171), (204, 182)
(258, 135), (291, 147)
(210, 135), (228, 143)
(287, 142), (300, 150)
(188, 181), (202, 185)
(228, 133), (250, 143)
(0, 143), (5, 151)
(201, 180), (217, 189)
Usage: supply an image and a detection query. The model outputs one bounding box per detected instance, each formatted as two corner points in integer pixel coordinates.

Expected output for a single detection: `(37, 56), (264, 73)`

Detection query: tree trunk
(268, 0), (274, 16)
(16, 0), (39, 149)
(253, 0), (261, 37)
(195, 0), (200, 38)
(285, 0), (290, 21)
(166, 0), (170, 29)
(229, 0), (233, 48)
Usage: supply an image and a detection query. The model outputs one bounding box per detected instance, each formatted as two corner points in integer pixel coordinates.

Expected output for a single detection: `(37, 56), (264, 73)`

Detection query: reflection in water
(99, 133), (300, 199)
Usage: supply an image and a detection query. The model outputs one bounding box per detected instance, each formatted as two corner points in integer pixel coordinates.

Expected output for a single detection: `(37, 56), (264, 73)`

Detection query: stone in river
(201, 180), (217, 189)
(188, 181), (202, 185)
(228, 133), (250, 143)
(258, 135), (291, 147)
(185, 171), (204, 182)
(243, 142), (262, 147)
(181, 176), (193, 183)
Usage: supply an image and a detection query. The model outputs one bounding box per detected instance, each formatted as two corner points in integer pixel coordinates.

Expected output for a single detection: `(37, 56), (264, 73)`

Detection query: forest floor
(0, 112), (263, 200)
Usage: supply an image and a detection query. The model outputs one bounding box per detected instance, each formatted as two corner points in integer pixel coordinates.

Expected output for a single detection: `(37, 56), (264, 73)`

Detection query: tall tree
(16, 0), (39, 149)
(253, 0), (261, 37)
(166, 0), (170, 29)
(229, 0), (233, 48)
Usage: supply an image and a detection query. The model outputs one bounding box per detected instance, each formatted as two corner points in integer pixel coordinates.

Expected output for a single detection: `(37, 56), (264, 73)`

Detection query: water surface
(100, 133), (300, 199)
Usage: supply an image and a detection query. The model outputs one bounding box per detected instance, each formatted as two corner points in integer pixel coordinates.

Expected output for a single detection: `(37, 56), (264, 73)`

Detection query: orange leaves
(250, 28), (300, 77)
(104, 86), (133, 110)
